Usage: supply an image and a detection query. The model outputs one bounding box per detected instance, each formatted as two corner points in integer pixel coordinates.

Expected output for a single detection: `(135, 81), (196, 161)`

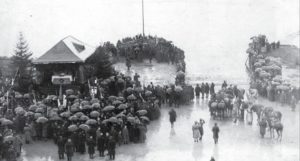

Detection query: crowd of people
(247, 35), (300, 110)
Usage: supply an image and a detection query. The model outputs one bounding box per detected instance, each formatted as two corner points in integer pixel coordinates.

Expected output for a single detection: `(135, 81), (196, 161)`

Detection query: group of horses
(208, 88), (284, 141)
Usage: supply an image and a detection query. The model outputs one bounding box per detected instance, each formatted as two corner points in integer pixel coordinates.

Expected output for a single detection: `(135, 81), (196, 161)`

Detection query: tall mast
(142, 0), (145, 37)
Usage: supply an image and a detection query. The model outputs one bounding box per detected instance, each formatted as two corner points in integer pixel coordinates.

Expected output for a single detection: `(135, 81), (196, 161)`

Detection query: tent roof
(33, 36), (96, 64)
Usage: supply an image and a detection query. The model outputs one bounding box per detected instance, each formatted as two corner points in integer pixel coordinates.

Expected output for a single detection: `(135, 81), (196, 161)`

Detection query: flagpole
(142, 0), (145, 37)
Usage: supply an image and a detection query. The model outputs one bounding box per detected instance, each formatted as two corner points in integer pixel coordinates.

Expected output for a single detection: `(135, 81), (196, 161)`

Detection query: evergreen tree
(11, 32), (32, 74)
(85, 46), (114, 78)
(11, 32), (33, 92)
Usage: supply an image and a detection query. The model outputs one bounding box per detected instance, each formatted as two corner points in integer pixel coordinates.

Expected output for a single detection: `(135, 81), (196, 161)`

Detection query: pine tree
(12, 32), (33, 74)
(85, 46), (114, 79)
(11, 32), (33, 92)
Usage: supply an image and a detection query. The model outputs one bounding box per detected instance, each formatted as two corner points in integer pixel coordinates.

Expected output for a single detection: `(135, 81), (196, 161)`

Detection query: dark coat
(97, 135), (106, 151)
(65, 141), (74, 156)
(108, 138), (116, 153)
(169, 110), (177, 123)
(212, 126), (220, 138)
(57, 138), (65, 153)
(87, 138), (95, 154)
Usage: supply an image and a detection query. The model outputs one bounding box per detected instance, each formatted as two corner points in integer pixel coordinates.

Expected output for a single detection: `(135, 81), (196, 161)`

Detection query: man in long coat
(57, 136), (65, 159)
(212, 123), (220, 144)
(108, 136), (116, 160)
(169, 108), (177, 128)
(65, 139), (74, 161)
(97, 133), (106, 157)
(87, 136), (95, 159)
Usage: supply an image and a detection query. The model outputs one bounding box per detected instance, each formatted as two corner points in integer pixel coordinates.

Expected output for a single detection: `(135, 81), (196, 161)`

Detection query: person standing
(65, 139), (74, 161)
(199, 119), (205, 141)
(290, 95), (297, 111)
(212, 123), (220, 144)
(192, 122), (200, 142)
(201, 83), (205, 99)
(222, 81), (227, 89)
(87, 136), (95, 159)
(108, 136), (116, 160)
(169, 108), (177, 128)
(122, 125), (129, 144)
(210, 83), (215, 95)
(57, 136), (65, 160)
(205, 83), (210, 99)
(97, 133), (106, 157)
(195, 84), (201, 98)
(259, 119), (267, 138)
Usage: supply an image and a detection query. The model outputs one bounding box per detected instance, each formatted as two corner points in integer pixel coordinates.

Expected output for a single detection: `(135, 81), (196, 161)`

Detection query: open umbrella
(50, 115), (62, 121)
(127, 94), (136, 100)
(116, 112), (125, 118)
(82, 105), (92, 110)
(90, 98), (100, 104)
(108, 117), (119, 123)
(137, 110), (147, 115)
(117, 78), (125, 83)
(117, 104), (128, 110)
(175, 86), (183, 92)
(166, 88), (172, 94)
(36, 117), (48, 123)
(68, 95), (78, 100)
(86, 119), (97, 125)
(134, 87), (143, 93)
(69, 115), (78, 121)
(127, 116), (135, 123)
(25, 111), (34, 117)
(38, 104), (47, 109)
(92, 103), (101, 109)
(60, 111), (71, 118)
(117, 97), (125, 101)
(277, 85), (290, 90)
(70, 106), (80, 112)
(102, 119), (109, 124)
(1, 119), (13, 125)
(255, 68), (262, 73)
(68, 125), (78, 132)
(16, 109), (26, 115)
(75, 112), (84, 118)
(79, 124), (90, 131)
(15, 107), (24, 113)
(66, 89), (74, 95)
(34, 113), (43, 119)
(140, 116), (150, 122)
(145, 91), (152, 97)
(271, 81), (280, 85)
(108, 96), (117, 101)
(126, 87), (133, 93)
(81, 101), (90, 106)
(273, 76), (282, 82)
(80, 115), (89, 121)
(29, 105), (38, 111)
(102, 105), (115, 112)
(112, 100), (122, 105)
(23, 93), (30, 99)
(35, 107), (44, 113)
(90, 111), (100, 118)
(4, 135), (14, 142)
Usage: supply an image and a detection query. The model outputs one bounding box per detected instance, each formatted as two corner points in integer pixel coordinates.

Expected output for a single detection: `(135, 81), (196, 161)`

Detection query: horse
(250, 104), (264, 122)
(217, 101), (226, 119)
(269, 119), (283, 141)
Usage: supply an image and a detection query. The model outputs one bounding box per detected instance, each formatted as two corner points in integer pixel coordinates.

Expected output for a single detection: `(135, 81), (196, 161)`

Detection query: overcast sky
(0, 0), (299, 59)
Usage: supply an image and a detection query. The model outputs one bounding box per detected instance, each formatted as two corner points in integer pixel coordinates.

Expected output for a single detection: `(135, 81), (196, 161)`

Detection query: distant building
(32, 36), (96, 95)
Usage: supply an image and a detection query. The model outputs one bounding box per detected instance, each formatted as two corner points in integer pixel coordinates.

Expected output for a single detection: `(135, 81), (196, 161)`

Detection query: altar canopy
(33, 36), (95, 64)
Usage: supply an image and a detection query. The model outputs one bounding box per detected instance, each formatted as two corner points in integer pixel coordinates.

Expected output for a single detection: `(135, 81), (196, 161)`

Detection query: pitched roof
(33, 36), (96, 64)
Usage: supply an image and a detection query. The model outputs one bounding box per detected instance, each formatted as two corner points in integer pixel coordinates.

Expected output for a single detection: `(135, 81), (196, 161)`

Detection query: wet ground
(19, 95), (299, 161)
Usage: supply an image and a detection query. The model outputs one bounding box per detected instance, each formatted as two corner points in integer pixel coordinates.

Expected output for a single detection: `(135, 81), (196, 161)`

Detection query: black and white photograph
(0, 0), (299, 161)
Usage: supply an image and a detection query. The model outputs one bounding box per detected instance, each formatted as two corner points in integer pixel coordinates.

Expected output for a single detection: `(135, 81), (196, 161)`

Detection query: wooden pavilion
(32, 36), (96, 96)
